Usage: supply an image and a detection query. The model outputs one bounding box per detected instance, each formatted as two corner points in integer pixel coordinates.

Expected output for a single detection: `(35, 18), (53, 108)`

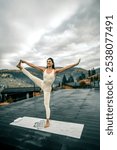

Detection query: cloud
(0, 0), (100, 70)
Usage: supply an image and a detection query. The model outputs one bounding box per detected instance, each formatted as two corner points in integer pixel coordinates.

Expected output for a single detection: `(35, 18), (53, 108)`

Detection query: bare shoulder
(42, 68), (46, 72)
(54, 68), (61, 74)
(42, 67), (46, 72)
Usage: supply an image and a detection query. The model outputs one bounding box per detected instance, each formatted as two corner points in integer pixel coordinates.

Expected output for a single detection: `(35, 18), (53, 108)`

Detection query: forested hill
(0, 67), (100, 87)
(0, 67), (87, 79)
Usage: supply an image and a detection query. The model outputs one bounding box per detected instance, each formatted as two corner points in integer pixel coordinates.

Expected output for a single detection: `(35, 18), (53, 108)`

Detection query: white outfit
(22, 68), (55, 119)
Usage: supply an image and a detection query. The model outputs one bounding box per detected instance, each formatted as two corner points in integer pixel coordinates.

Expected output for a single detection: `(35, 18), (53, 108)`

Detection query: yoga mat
(10, 116), (84, 139)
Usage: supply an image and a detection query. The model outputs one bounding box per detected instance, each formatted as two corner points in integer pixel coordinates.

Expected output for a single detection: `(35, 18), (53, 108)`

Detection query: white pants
(22, 68), (51, 119)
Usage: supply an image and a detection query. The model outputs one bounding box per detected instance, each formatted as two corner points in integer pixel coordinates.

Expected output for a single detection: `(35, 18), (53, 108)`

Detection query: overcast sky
(0, 0), (100, 70)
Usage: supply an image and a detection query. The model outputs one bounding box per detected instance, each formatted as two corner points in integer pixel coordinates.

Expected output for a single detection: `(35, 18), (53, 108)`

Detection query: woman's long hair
(47, 58), (55, 69)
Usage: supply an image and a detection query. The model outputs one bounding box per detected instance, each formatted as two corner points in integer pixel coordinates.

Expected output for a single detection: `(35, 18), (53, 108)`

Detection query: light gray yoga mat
(10, 116), (84, 139)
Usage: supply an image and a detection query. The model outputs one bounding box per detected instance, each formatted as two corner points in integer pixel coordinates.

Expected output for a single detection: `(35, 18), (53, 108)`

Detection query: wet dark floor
(0, 89), (100, 150)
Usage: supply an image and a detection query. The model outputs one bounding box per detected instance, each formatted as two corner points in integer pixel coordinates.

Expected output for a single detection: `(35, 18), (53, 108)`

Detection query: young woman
(16, 58), (81, 128)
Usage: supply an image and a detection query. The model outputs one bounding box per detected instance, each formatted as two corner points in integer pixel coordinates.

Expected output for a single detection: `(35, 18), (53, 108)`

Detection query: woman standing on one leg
(16, 58), (81, 128)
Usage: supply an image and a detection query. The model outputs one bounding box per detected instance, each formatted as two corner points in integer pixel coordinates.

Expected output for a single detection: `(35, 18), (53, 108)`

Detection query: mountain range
(0, 67), (100, 88)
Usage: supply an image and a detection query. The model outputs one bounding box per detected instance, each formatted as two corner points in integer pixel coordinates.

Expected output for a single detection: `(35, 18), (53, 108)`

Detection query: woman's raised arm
(21, 60), (45, 72)
(55, 59), (81, 74)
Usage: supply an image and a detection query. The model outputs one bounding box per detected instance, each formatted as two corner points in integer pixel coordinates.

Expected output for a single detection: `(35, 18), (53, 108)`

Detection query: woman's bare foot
(16, 60), (22, 70)
(44, 119), (50, 128)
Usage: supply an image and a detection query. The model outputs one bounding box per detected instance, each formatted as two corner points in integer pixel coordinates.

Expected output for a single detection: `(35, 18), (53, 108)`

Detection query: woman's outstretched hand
(20, 60), (26, 63)
(76, 58), (81, 65)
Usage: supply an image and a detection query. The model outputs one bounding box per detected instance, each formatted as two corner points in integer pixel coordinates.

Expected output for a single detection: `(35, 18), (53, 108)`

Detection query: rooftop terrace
(0, 89), (100, 150)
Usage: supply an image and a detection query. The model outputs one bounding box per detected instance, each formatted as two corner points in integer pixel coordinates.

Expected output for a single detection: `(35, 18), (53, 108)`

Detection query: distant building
(1, 87), (41, 102)
(63, 82), (80, 89)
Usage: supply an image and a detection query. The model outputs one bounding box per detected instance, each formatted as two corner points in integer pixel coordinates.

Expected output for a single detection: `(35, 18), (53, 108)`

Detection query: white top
(43, 69), (55, 86)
